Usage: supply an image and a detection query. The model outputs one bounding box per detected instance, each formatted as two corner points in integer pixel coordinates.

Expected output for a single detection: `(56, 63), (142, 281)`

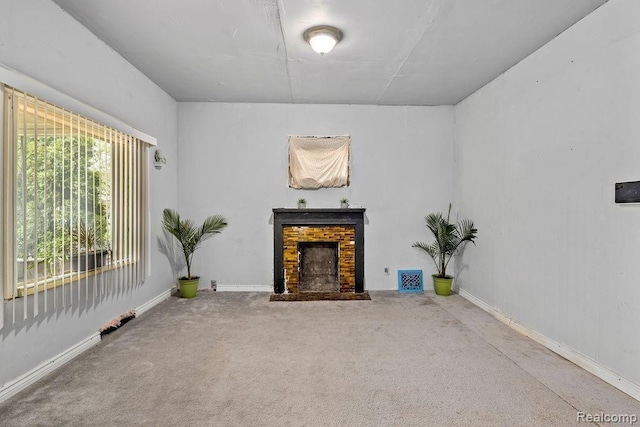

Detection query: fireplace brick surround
(273, 208), (365, 294)
(284, 226), (355, 293)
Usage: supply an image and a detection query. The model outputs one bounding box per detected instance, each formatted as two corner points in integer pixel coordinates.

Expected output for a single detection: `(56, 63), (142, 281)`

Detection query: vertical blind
(2, 85), (149, 327)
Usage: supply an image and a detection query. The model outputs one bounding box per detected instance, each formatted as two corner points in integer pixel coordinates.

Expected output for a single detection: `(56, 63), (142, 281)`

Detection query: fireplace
(298, 242), (339, 292)
(273, 208), (365, 294)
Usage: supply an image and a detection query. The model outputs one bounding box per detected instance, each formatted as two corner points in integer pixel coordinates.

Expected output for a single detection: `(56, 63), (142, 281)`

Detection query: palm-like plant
(412, 204), (477, 278)
(161, 209), (228, 280)
(69, 218), (108, 253)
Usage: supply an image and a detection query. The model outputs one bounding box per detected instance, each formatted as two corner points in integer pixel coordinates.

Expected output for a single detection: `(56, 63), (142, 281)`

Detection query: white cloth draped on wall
(288, 135), (351, 189)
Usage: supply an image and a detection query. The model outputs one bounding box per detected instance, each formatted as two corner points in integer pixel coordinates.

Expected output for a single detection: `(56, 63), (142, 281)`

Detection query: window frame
(3, 87), (151, 300)
(0, 65), (155, 324)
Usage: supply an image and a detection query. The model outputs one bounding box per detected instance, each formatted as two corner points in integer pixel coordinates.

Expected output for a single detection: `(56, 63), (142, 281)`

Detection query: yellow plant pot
(432, 275), (453, 296)
(179, 278), (199, 298)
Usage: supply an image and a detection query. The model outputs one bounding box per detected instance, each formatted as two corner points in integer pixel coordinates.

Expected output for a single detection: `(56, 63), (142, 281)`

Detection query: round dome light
(303, 25), (343, 55)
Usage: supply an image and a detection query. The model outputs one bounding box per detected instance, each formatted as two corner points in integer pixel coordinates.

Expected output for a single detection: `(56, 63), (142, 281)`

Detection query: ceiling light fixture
(303, 25), (343, 55)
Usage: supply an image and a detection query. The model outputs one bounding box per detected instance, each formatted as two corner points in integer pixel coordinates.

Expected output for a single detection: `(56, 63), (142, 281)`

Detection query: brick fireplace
(273, 208), (365, 294)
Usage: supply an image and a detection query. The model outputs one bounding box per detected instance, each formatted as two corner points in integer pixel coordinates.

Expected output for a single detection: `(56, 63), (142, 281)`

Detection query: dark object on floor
(615, 181), (640, 203)
(99, 311), (136, 337)
(270, 291), (371, 301)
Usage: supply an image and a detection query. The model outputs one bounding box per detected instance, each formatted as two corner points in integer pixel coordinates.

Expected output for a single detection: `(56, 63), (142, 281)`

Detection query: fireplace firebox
(273, 208), (365, 294)
(298, 242), (339, 292)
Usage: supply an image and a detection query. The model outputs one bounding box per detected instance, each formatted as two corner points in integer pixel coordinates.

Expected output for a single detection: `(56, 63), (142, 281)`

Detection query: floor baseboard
(0, 288), (174, 403)
(136, 288), (172, 316)
(459, 289), (640, 402)
(217, 284), (272, 292)
(0, 333), (101, 403)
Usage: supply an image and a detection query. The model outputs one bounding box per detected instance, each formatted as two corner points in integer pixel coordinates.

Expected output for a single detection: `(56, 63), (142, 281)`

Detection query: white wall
(455, 0), (640, 389)
(178, 103), (454, 290)
(0, 0), (178, 388)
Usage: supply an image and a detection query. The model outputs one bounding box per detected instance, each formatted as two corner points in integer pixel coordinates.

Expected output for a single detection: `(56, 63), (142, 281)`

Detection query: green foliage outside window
(15, 133), (111, 279)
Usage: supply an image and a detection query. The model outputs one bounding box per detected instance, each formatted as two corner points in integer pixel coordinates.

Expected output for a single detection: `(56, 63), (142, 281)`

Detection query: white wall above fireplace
(177, 103), (454, 290)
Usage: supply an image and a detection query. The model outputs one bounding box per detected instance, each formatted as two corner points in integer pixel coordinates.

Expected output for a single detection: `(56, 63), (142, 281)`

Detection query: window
(2, 85), (149, 303)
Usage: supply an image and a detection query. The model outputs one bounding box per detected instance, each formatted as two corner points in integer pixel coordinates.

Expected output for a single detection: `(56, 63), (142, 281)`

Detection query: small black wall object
(615, 181), (640, 203)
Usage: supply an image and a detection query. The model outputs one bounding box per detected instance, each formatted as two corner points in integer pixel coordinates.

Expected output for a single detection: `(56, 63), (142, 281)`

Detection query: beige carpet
(0, 291), (638, 426)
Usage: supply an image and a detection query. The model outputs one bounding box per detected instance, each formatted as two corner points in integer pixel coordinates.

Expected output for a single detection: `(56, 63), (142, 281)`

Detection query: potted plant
(412, 204), (477, 296)
(297, 198), (307, 209)
(69, 219), (110, 272)
(340, 198), (349, 208)
(162, 208), (227, 298)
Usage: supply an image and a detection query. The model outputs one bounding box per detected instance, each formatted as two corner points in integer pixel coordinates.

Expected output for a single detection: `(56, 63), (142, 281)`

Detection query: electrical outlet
(211, 280), (217, 291)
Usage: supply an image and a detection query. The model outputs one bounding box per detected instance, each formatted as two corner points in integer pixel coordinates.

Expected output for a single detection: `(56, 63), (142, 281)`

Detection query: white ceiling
(52, 0), (607, 106)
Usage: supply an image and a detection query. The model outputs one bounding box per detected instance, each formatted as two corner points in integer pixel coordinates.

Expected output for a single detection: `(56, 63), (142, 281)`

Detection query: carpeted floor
(0, 291), (638, 426)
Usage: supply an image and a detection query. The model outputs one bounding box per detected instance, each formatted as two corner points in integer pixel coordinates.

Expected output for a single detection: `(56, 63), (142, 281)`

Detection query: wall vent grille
(398, 270), (423, 293)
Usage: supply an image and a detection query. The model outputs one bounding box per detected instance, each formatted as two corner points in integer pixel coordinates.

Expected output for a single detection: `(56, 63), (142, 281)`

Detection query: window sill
(6, 261), (131, 300)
